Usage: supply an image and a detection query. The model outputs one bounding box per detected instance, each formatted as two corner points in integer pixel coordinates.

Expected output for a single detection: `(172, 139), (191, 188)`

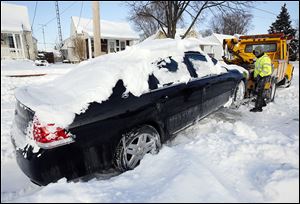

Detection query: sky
(3, 1), (299, 51)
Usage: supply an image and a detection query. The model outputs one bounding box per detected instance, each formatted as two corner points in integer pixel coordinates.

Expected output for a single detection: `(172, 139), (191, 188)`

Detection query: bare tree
(72, 34), (86, 61)
(200, 29), (213, 37)
(210, 12), (253, 35)
(295, 19), (299, 40)
(126, 1), (253, 39)
(127, 2), (165, 39)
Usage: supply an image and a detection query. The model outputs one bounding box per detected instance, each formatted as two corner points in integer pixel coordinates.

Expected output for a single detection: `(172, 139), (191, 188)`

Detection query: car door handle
(159, 95), (168, 103)
(205, 83), (212, 88)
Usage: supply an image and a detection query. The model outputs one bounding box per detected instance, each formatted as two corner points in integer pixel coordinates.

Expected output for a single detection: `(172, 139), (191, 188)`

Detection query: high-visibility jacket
(254, 53), (273, 78)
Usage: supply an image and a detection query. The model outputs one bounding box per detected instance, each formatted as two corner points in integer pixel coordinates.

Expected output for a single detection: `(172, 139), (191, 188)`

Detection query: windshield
(245, 43), (277, 53)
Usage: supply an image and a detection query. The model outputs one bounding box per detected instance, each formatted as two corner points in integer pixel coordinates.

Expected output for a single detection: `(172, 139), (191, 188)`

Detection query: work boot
(250, 107), (263, 112)
(262, 100), (267, 107)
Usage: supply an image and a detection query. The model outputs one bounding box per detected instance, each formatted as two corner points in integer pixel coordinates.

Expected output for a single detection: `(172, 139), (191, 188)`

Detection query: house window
(101, 39), (107, 53)
(109, 41), (115, 53)
(126, 40), (130, 46)
(1, 33), (8, 46)
(91, 38), (94, 57)
(116, 40), (119, 46)
(91, 39), (94, 52)
(15, 34), (21, 49)
(120, 41), (126, 50)
(8, 34), (15, 48)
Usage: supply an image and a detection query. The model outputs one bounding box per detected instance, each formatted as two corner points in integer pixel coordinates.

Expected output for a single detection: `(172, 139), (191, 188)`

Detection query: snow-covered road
(1, 60), (299, 202)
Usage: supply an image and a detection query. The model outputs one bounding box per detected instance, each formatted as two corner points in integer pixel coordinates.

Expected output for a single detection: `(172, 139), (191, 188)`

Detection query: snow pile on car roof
(15, 38), (222, 127)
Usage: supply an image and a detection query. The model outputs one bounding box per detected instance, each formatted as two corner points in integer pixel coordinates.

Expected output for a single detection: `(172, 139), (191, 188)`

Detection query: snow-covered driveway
(1, 61), (299, 202)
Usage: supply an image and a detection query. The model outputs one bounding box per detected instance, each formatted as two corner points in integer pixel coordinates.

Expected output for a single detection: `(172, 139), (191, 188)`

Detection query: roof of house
(204, 33), (235, 45)
(71, 16), (140, 40)
(1, 2), (31, 32)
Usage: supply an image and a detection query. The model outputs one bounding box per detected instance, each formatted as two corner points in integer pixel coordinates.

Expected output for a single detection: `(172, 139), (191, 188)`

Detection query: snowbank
(1, 59), (73, 76)
(14, 38), (226, 128)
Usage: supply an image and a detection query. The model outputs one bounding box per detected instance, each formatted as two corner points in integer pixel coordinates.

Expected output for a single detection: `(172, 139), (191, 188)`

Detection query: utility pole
(39, 24), (46, 51)
(55, 1), (63, 49)
(92, 1), (101, 57)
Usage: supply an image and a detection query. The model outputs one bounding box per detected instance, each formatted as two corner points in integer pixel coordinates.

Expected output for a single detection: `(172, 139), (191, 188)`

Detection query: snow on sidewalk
(1, 61), (299, 202)
(1, 59), (74, 77)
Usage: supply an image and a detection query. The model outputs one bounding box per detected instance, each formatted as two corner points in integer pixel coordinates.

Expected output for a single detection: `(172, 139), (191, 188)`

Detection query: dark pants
(255, 75), (271, 108)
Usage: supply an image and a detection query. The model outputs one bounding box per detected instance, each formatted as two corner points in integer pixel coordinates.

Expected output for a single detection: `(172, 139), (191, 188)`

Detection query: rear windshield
(245, 43), (277, 53)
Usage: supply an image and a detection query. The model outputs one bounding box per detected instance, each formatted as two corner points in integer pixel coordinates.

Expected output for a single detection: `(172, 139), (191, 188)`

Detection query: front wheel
(114, 125), (161, 172)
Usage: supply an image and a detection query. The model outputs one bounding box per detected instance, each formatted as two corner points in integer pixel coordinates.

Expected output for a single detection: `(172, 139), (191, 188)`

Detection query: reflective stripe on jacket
(254, 53), (273, 77)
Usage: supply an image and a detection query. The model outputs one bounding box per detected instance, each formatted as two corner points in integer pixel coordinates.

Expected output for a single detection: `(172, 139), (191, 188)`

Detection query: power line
(39, 24), (47, 51)
(37, 42), (57, 45)
(31, 1), (38, 32)
(44, 1), (78, 27)
(76, 1), (84, 31)
(249, 6), (278, 16)
(33, 1), (78, 35)
(249, 5), (298, 22)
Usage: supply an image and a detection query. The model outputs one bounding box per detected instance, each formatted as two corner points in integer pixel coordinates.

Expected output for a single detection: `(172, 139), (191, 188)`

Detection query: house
(1, 2), (38, 60)
(203, 33), (235, 60)
(61, 16), (140, 62)
(147, 28), (219, 56)
(153, 28), (200, 39)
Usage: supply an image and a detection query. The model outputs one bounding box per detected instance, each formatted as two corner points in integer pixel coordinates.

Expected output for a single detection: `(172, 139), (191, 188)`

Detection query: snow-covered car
(34, 59), (49, 66)
(11, 39), (246, 186)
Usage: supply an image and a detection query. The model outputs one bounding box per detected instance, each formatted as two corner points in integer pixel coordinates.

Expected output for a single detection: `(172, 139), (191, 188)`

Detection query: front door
(108, 40), (116, 53)
(120, 41), (126, 51)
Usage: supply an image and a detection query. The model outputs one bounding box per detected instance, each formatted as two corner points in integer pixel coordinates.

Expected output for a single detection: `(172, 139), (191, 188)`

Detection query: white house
(61, 16), (140, 62)
(203, 33), (235, 60)
(1, 2), (38, 60)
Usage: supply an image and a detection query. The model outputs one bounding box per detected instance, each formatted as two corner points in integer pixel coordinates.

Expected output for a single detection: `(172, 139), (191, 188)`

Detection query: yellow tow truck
(222, 33), (294, 103)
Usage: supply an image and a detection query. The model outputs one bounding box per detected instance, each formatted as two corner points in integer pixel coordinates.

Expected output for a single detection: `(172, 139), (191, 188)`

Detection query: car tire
(114, 125), (161, 172)
(230, 80), (246, 109)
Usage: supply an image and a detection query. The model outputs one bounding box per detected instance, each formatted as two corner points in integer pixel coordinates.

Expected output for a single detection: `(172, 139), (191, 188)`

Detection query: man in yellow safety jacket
(250, 46), (273, 112)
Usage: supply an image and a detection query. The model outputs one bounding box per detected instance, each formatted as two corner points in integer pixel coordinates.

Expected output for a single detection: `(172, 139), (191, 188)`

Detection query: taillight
(32, 117), (74, 149)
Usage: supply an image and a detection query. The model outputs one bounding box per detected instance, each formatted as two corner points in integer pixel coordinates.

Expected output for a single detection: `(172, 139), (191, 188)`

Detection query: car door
(184, 52), (232, 116)
(148, 57), (196, 135)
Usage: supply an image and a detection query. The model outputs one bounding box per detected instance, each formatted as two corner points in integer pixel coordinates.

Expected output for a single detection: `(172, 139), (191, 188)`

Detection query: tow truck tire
(282, 66), (294, 88)
(265, 78), (277, 103)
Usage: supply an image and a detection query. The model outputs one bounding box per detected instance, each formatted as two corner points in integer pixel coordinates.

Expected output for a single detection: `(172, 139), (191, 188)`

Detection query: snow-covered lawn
(1, 60), (299, 202)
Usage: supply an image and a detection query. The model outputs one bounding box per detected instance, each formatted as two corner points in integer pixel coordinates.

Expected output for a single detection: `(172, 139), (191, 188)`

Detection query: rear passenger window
(110, 80), (126, 99)
(149, 56), (192, 90)
(157, 57), (178, 72)
(186, 53), (215, 78)
(148, 74), (159, 90)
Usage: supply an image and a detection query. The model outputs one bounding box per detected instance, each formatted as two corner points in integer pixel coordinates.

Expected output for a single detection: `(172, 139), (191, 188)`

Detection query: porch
(85, 37), (132, 59)
(1, 32), (25, 59)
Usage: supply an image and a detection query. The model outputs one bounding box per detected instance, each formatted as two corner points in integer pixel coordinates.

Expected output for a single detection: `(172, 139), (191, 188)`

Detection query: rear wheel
(230, 80), (246, 108)
(114, 125), (161, 172)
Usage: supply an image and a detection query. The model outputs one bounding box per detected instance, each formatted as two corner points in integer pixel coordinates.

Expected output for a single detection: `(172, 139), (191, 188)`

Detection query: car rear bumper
(13, 142), (115, 186)
(11, 123), (115, 186)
